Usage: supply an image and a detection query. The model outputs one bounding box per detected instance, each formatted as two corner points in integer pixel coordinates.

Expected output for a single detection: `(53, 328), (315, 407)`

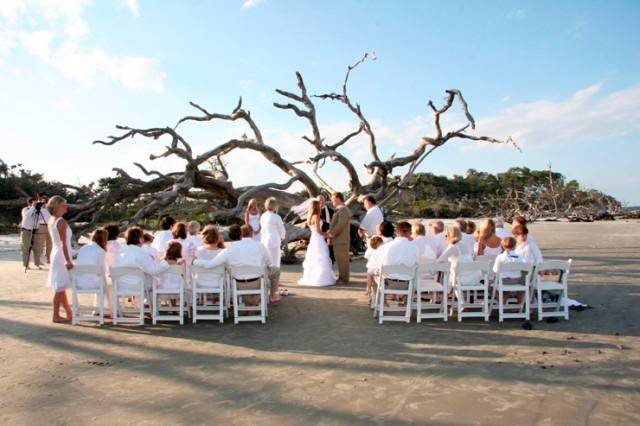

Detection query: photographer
(20, 198), (40, 269)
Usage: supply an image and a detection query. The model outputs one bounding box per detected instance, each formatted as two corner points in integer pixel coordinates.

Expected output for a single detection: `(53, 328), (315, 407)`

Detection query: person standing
(358, 196), (384, 240)
(318, 195), (335, 263)
(329, 192), (352, 284)
(260, 197), (287, 302)
(46, 196), (74, 323)
(36, 193), (52, 264)
(20, 198), (40, 269)
(243, 199), (263, 241)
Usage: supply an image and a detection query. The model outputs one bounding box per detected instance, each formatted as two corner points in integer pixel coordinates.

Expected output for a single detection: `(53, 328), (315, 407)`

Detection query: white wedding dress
(298, 219), (336, 287)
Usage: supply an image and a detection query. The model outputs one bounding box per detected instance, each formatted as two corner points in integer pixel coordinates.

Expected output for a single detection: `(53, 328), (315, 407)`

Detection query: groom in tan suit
(329, 192), (352, 284)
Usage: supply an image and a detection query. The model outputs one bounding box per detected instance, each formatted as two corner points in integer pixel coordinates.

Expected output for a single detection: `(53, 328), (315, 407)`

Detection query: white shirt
(75, 243), (108, 289)
(141, 244), (160, 261)
(496, 227), (510, 240)
(20, 207), (38, 230)
(360, 205), (384, 238)
(113, 244), (167, 288)
(412, 236), (437, 263)
(152, 230), (174, 254)
(430, 232), (448, 258)
(461, 233), (475, 257)
(195, 246), (223, 261)
(492, 250), (524, 279)
(185, 235), (203, 259)
(515, 239), (543, 265)
(375, 236), (418, 280)
(260, 211), (286, 248)
(194, 237), (271, 279)
(106, 240), (121, 267)
(37, 207), (51, 225)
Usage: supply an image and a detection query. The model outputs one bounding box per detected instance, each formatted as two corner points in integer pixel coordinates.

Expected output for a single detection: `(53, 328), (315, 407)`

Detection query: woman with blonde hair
(46, 196), (74, 323)
(243, 198), (262, 240)
(477, 218), (503, 256)
(438, 225), (480, 286)
(298, 199), (335, 287)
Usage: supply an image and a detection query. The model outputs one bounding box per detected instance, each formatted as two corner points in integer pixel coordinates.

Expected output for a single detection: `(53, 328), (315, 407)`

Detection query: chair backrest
(496, 262), (534, 275)
(230, 265), (265, 279)
(161, 265), (184, 276)
(380, 264), (417, 278)
(71, 264), (103, 277)
(110, 266), (145, 279)
(192, 265), (225, 285)
(418, 260), (450, 274)
(475, 254), (497, 265)
(536, 259), (572, 274)
(456, 260), (491, 273)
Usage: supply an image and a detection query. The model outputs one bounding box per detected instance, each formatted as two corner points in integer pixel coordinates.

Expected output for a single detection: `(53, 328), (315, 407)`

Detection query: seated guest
(113, 226), (166, 291)
(75, 229), (109, 288)
(438, 225), (480, 286)
(358, 196), (384, 239)
(152, 216), (176, 254)
(196, 225), (225, 261)
(171, 221), (189, 259)
(427, 220), (447, 257)
(225, 224), (242, 246)
(513, 224), (543, 265)
(185, 220), (203, 259)
(377, 220), (395, 243)
(141, 233), (160, 260)
(494, 217), (510, 239)
(477, 219), (503, 256)
(492, 237), (523, 281)
(512, 216), (537, 245)
(455, 218), (476, 256)
(194, 225), (271, 306)
(411, 221), (437, 262)
(374, 221), (418, 281)
(364, 236), (384, 296)
(103, 224), (121, 268)
(465, 220), (476, 236)
(157, 241), (185, 291)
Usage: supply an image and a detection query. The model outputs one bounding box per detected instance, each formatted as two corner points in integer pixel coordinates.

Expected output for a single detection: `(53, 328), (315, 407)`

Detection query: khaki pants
(34, 224), (48, 265)
(21, 228), (44, 267)
(333, 242), (350, 283)
(268, 267), (281, 297)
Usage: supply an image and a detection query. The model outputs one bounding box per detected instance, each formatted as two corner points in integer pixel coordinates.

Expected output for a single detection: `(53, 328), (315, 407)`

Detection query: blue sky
(1, 0), (639, 204)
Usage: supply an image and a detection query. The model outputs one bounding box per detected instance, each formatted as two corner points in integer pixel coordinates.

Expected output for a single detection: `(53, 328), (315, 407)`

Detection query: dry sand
(0, 221), (639, 425)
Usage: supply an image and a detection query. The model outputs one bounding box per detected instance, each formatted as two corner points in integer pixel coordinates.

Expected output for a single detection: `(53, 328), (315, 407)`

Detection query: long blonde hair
(478, 219), (496, 244)
(306, 199), (320, 227)
(46, 195), (66, 216)
(245, 198), (258, 214)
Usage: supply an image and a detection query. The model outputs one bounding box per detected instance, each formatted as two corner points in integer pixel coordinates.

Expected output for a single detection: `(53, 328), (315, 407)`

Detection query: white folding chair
(152, 265), (186, 325)
(491, 262), (534, 322)
(373, 264), (416, 324)
(532, 259), (571, 321)
(475, 254), (498, 265)
(452, 261), (491, 322)
(110, 267), (146, 325)
(191, 265), (227, 323)
(230, 265), (268, 324)
(414, 261), (450, 322)
(70, 265), (105, 325)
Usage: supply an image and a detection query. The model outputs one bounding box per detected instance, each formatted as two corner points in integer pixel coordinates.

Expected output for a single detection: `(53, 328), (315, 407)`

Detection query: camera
(34, 201), (45, 213)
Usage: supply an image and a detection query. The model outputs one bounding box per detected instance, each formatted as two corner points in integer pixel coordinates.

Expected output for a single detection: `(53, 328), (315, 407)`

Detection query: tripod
(24, 207), (47, 273)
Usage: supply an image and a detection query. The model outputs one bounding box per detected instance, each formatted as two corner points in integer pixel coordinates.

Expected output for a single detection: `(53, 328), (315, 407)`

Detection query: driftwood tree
(68, 53), (515, 238)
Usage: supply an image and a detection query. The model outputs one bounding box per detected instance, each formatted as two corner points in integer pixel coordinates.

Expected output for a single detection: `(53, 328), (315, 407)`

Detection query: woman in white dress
(46, 196), (74, 323)
(299, 199), (336, 287)
(244, 198), (262, 241)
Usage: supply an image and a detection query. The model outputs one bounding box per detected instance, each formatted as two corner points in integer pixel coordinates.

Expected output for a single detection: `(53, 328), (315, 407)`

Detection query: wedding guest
(465, 220), (477, 235)
(377, 221), (395, 243)
(411, 221), (437, 262)
(141, 233), (160, 260)
(492, 237), (523, 281)
(19, 197), (40, 269)
(152, 216), (176, 254)
(46, 196), (73, 323)
(513, 224), (543, 265)
(260, 197), (286, 302)
(171, 221), (189, 260)
(185, 220), (203, 264)
(196, 225), (225, 261)
(512, 216), (537, 245)
(428, 220), (447, 257)
(113, 226), (166, 291)
(477, 219), (503, 256)
(328, 192), (351, 284)
(194, 225), (271, 305)
(157, 241), (185, 291)
(375, 221), (418, 281)
(494, 217), (510, 239)
(438, 225), (480, 288)
(455, 218), (476, 256)
(103, 224), (121, 268)
(35, 193), (52, 264)
(226, 224), (242, 246)
(243, 198), (262, 240)
(364, 236), (384, 296)
(75, 229), (111, 313)
(358, 196), (384, 239)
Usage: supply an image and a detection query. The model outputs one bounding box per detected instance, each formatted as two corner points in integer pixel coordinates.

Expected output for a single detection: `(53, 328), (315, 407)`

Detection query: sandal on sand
(279, 288), (289, 296)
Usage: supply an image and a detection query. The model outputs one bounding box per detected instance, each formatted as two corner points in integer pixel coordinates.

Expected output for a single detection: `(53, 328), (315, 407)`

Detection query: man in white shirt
(493, 217), (510, 240)
(411, 221), (437, 263)
(455, 218), (476, 255)
(427, 220), (447, 257)
(375, 221), (418, 282)
(358, 196), (384, 239)
(152, 216), (176, 254)
(20, 198), (41, 269)
(195, 225), (271, 305)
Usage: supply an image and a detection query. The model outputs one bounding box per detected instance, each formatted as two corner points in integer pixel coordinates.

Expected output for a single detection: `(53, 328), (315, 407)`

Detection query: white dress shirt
(412, 236), (437, 263)
(515, 239), (543, 265)
(194, 237), (271, 279)
(461, 233), (476, 257)
(152, 230), (174, 255)
(195, 246), (223, 261)
(430, 232), (448, 258)
(141, 244), (160, 260)
(492, 250), (524, 279)
(260, 211), (286, 268)
(495, 227), (510, 240)
(20, 207), (38, 230)
(113, 244), (166, 290)
(106, 240), (121, 267)
(375, 236), (418, 280)
(37, 208), (51, 226)
(75, 243), (108, 289)
(359, 205), (384, 238)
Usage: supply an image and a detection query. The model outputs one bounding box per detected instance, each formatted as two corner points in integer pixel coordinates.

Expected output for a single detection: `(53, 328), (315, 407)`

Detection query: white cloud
(119, 0), (140, 16)
(54, 97), (73, 110)
(20, 30), (54, 60)
(241, 0), (267, 10)
(0, 0), (27, 23)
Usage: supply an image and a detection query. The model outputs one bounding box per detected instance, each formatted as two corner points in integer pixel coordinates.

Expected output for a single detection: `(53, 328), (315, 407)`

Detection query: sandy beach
(0, 221), (639, 425)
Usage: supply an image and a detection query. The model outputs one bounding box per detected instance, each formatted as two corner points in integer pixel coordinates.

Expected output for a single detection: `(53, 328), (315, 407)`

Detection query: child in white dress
(365, 236), (383, 296)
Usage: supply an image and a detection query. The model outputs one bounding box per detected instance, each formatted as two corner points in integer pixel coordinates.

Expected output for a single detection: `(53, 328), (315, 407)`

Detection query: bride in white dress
(298, 199), (336, 287)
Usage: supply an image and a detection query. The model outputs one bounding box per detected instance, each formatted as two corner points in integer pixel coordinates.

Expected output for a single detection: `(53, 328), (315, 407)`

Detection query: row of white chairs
(70, 265), (271, 326)
(372, 257), (572, 324)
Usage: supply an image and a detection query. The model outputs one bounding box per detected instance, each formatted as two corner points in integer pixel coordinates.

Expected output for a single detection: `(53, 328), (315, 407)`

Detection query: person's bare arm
(57, 219), (73, 269)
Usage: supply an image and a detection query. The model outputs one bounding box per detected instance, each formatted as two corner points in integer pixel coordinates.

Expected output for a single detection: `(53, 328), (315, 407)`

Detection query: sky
(1, 0), (639, 204)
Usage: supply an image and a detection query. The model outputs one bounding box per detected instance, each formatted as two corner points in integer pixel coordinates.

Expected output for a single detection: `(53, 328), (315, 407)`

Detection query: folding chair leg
(192, 289), (197, 324)
(179, 288), (184, 325)
(233, 283), (239, 325)
(499, 290), (504, 323)
(525, 288), (530, 321)
(139, 291), (145, 325)
(72, 288), (78, 325)
(99, 288), (105, 325)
